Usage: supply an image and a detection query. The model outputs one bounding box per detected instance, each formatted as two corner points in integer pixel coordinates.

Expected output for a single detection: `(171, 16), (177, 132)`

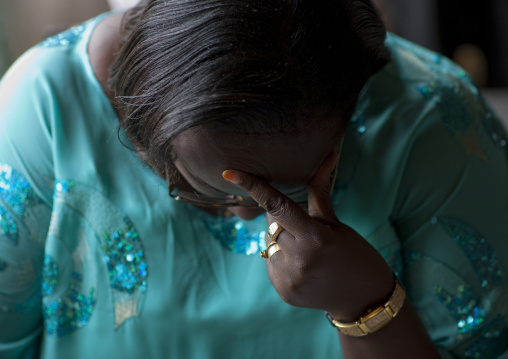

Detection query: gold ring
(260, 241), (281, 260)
(267, 222), (284, 242)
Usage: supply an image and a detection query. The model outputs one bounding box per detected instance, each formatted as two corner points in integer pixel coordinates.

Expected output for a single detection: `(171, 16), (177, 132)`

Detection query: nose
(227, 206), (266, 220)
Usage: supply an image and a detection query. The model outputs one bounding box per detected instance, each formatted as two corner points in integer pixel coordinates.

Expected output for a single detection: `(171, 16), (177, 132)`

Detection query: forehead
(172, 127), (340, 193)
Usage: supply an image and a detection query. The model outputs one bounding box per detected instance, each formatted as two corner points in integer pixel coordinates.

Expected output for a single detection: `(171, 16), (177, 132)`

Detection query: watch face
(363, 309), (391, 332)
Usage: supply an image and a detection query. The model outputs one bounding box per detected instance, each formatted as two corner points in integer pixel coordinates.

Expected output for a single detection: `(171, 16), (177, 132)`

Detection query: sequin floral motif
(416, 78), (477, 134)
(429, 217), (508, 357)
(43, 271), (96, 337)
(0, 163), (40, 235)
(203, 213), (267, 255)
(51, 179), (148, 331)
(436, 284), (485, 336)
(403, 251), (508, 358)
(416, 75), (506, 150)
(40, 24), (86, 47)
(102, 218), (147, 293)
(0, 206), (17, 245)
(432, 216), (504, 290)
(42, 255), (59, 296)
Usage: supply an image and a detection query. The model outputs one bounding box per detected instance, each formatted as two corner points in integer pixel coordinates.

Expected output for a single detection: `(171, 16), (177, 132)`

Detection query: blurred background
(0, 0), (506, 123)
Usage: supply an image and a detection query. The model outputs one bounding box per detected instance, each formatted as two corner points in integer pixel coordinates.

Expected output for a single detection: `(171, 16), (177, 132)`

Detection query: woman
(1, 0), (507, 358)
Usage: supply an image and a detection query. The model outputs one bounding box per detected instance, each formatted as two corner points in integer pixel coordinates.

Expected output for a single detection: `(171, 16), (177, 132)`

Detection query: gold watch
(325, 280), (406, 337)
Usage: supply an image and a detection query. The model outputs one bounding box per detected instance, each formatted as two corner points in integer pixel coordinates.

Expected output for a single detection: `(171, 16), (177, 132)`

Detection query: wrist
(325, 274), (405, 337)
(327, 270), (395, 322)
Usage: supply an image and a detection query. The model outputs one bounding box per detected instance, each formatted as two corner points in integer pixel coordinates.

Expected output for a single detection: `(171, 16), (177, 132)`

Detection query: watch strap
(326, 279), (406, 337)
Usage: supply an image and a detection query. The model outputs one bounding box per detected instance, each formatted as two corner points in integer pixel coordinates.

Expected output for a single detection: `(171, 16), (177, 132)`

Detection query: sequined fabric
(436, 284), (485, 336)
(415, 75), (506, 149)
(40, 24), (86, 47)
(2, 294), (41, 314)
(45, 179), (148, 334)
(43, 271), (96, 337)
(423, 216), (508, 358)
(102, 218), (147, 293)
(0, 163), (40, 219)
(3, 16), (508, 357)
(203, 213), (267, 255)
(416, 78), (476, 134)
(55, 179), (75, 194)
(42, 255), (59, 296)
(433, 216), (504, 290)
(350, 116), (367, 135)
(0, 205), (17, 244)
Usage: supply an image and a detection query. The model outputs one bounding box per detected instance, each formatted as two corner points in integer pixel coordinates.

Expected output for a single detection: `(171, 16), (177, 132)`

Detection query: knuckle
(264, 196), (291, 218)
(283, 272), (305, 299)
(280, 294), (299, 307)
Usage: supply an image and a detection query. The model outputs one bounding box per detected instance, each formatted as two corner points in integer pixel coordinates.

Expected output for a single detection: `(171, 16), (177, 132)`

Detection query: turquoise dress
(1, 12), (508, 359)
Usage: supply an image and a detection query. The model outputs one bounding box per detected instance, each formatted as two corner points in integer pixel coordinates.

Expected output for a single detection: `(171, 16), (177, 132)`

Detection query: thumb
(307, 151), (340, 224)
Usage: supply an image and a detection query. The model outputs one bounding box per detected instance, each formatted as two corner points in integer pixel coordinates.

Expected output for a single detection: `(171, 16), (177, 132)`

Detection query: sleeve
(0, 48), (55, 358)
(391, 75), (508, 358)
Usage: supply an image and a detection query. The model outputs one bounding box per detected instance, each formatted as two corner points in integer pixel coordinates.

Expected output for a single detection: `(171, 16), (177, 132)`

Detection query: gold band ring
(260, 241), (281, 259)
(267, 222), (284, 242)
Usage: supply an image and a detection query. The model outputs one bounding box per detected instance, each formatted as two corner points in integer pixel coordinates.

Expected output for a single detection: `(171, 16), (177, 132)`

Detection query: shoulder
(354, 33), (492, 157)
(336, 34), (506, 226)
(0, 13), (117, 204)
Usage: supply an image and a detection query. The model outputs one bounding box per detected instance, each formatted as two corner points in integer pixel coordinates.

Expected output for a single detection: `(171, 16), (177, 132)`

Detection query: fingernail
(222, 170), (241, 185)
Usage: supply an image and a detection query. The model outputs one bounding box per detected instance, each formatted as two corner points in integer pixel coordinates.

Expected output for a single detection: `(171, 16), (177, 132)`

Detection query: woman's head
(110, 0), (389, 178)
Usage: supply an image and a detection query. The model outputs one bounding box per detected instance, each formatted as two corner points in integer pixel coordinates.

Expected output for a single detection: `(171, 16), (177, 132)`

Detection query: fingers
(307, 152), (340, 225)
(222, 170), (315, 236)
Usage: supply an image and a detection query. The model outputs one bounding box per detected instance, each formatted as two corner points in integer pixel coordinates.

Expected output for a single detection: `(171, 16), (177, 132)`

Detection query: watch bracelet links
(325, 279), (406, 337)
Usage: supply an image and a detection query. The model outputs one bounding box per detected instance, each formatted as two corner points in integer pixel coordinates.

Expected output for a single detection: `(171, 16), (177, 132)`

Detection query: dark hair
(110, 0), (390, 174)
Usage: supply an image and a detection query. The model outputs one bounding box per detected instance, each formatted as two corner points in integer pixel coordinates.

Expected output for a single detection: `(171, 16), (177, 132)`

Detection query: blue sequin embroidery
(350, 116), (367, 135)
(432, 216), (504, 290)
(53, 179), (149, 295)
(203, 214), (267, 255)
(436, 284), (485, 336)
(0, 205), (18, 244)
(102, 218), (147, 293)
(3, 294), (41, 314)
(463, 317), (508, 358)
(40, 24), (86, 47)
(416, 79), (476, 133)
(55, 179), (75, 194)
(43, 271), (96, 337)
(427, 217), (508, 357)
(42, 255), (59, 296)
(0, 163), (40, 218)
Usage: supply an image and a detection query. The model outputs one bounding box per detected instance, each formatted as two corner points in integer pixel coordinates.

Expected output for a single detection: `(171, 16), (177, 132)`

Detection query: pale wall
(0, 0), (109, 68)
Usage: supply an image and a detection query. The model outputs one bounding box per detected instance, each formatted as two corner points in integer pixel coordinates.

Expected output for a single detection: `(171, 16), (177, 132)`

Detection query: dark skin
(89, 12), (440, 359)
(173, 130), (440, 358)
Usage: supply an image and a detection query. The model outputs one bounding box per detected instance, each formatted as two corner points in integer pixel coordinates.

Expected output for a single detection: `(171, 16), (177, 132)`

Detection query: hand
(223, 152), (394, 321)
